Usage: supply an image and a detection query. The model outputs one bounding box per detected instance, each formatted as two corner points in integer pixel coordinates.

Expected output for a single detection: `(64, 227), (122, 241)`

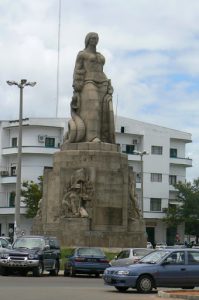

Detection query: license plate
(87, 259), (97, 262)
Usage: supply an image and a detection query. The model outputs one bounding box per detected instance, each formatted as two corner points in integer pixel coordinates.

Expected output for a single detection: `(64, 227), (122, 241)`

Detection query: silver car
(110, 248), (154, 267)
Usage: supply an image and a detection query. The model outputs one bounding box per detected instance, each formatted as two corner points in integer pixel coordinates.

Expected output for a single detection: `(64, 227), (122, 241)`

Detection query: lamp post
(6, 79), (36, 240)
(133, 150), (149, 216)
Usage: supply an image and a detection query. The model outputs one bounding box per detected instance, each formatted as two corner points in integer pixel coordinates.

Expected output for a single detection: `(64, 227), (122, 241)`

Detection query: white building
(0, 117), (192, 245)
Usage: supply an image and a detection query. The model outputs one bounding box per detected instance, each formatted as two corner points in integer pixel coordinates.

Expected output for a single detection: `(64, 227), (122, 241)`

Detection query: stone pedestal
(32, 142), (146, 247)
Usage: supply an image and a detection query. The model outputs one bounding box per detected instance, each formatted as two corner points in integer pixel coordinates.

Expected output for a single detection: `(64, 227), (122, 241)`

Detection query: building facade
(0, 117), (192, 245)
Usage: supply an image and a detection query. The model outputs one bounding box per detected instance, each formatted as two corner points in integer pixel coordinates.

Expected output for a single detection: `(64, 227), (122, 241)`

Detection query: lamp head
(6, 81), (18, 86)
(21, 79), (27, 85)
(26, 82), (36, 87)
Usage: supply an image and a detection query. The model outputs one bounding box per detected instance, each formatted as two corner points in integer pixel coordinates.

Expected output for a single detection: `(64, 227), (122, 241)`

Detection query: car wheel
(136, 275), (154, 293)
(115, 287), (129, 292)
(49, 261), (59, 276)
(69, 266), (76, 277)
(33, 262), (43, 277)
(0, 267), (9, 276)
(95, 273), (100, 278)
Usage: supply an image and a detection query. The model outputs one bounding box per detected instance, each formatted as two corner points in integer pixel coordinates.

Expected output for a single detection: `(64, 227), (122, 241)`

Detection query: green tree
(163, 178), (199, 243)
(163, 204), (184, 228)
(21, 176), (43, 218)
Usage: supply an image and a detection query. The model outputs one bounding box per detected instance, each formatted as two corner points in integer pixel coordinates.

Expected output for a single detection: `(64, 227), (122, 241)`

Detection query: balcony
(2, 146), (60, 156)
(170, 156), (192, 167)
(144, 211), (166, 219)
(1, 176), (17, 184)
(0, 206), (27, 215)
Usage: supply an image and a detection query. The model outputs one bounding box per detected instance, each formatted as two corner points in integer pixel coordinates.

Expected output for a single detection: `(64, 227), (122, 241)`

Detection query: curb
(158, 290), (199, 300)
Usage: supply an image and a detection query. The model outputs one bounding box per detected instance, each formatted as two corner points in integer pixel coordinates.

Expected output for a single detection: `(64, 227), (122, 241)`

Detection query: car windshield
(12, 237), (45, 250)
(77, 248), (104, 256)
(139, 250), (170, 264)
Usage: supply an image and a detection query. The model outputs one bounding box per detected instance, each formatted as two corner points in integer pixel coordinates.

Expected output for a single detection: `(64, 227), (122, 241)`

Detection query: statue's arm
(73, 51), (85, 92)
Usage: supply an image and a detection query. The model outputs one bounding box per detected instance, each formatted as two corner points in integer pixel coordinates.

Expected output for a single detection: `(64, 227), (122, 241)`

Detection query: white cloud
(0, 0), (199, 180)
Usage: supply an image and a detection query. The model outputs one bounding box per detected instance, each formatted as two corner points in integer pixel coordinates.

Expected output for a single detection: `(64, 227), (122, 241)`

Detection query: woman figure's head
(85, 32), (99, 48)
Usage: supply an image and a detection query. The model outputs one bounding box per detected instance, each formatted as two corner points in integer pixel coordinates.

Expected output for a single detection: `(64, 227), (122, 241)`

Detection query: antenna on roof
(115, 93), (119, 129)
(56, 0), (62, 118)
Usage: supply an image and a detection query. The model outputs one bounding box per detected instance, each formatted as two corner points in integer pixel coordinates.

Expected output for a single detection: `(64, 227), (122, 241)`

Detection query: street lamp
(133, 150), (149, 216)
(6, 79), (36, 240)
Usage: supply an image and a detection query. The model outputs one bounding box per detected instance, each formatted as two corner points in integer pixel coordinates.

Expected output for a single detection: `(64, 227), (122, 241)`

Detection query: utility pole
(6, 79), (36, 240)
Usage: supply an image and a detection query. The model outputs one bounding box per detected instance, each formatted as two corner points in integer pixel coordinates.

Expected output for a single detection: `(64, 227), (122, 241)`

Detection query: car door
(43, 238), (55, 269)
(155, 251), (187, 287)
(113, 250), (130, 266)
(184, 250), (199, 285)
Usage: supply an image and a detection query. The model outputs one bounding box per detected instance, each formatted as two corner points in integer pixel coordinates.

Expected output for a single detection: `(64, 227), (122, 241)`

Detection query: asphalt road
(0, 274), (161, 300)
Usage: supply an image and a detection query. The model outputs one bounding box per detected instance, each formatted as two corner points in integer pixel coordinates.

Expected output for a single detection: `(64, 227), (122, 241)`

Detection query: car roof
(120, 248), (152, 251)
(75, 247), (103, 250)
(154, 248), (199, 252)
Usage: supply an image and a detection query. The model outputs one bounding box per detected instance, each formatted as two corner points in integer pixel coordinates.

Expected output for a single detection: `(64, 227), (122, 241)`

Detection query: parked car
(64, 247), (110, 277)
(0, 235), (61, 276)
(103, 248), (199, 293)
(0, 237), (12, 249)
(110, 248), (154, 267)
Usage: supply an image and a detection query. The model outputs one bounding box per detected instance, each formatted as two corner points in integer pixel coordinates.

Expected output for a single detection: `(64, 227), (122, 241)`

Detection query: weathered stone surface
(32, 33), (146, 247)
(32, 145), (146, 247)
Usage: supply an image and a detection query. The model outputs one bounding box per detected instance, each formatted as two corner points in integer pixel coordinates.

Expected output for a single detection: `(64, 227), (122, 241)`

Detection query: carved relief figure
(128, 167), (141, 219)
(61, 168), (94, 218)
(64, 32), (115, 144)
(36, 198), (43, 219)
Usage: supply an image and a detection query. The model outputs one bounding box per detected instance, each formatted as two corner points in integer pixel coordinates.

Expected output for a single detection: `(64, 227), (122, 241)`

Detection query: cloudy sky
(0, 0), (199, 181)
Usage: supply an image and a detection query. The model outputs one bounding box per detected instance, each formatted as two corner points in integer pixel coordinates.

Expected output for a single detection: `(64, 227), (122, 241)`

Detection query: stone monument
(32, 32), (146, 247)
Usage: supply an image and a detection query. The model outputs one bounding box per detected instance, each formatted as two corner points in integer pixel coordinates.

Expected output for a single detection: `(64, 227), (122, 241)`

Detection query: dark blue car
(64, 247), (110, 277)
(103, 248), (199, 293)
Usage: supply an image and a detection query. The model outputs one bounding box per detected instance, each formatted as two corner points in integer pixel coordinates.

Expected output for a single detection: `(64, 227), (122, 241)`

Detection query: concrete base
(32, 142), (147, 247)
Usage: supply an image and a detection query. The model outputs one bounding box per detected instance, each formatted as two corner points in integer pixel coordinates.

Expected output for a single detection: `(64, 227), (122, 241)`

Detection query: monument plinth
(32, 33), (146, 247)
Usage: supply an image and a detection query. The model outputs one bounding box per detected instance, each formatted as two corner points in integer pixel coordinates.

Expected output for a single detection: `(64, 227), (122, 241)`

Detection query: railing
(170, 156), (192, 167)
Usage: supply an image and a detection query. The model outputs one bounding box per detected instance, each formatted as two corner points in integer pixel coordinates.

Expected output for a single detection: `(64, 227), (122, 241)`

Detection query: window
(45, 137), (55, 148)
(164, 251), (185, 265)
(121, 126), (125, 133)
(0, 238), (9, 248)
(11, 166), (17, 176)
(122, 144), (135, 154)
(136, 173), (141, 183)
(169, 175), (177, 185)
(170, 148), (177, 158)
(151, 173), (162, 182)
(150, 198), (161, 211)
(117, 250), (130, 259)
(12, 137), (17, 147)
(9, 192), (15, 207)
(151, 146), (163, 155)
(188, 251), (199, 264)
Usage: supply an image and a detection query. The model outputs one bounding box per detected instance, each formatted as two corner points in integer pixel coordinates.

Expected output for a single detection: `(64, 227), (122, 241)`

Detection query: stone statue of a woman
(64, 32), (115, 144)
